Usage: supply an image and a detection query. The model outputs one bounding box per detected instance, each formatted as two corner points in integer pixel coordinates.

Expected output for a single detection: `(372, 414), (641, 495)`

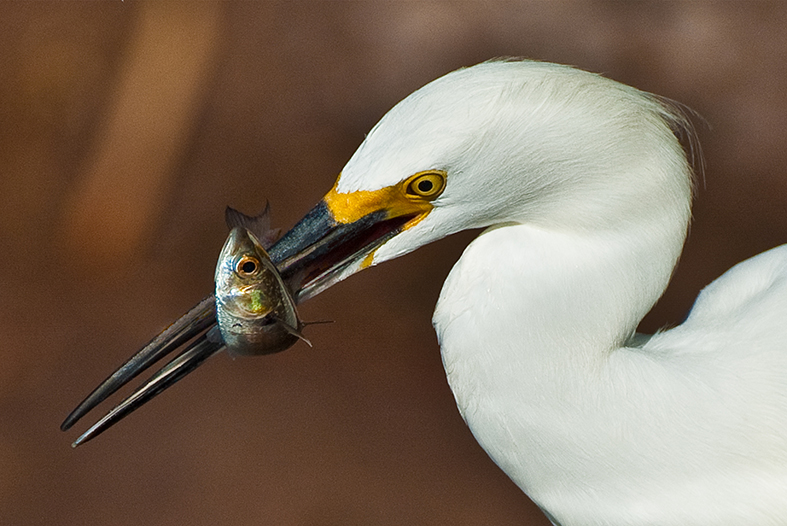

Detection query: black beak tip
(61, 298), (222, 444)
(60, 416), (75, 433)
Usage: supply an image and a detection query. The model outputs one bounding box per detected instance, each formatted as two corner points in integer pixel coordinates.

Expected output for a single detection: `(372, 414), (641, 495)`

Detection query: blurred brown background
(2, 2), (786, 525)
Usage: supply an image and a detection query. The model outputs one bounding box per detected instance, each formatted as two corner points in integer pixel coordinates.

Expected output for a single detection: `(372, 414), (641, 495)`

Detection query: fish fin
(225, 203), (281, 248)
(275, 318), (313, 347)
(302, 319), (334, 326)
(206, 325), (224, 344)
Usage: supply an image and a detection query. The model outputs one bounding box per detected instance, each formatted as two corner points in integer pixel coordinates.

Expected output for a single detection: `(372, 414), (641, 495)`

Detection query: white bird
(312, 59), (787, 525)
(65, 60), (787, 525)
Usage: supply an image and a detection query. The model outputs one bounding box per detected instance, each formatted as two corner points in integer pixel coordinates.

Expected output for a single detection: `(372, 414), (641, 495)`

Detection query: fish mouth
(61, 197), (422, 446)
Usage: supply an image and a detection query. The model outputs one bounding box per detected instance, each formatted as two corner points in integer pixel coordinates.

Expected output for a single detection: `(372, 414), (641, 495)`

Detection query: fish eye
(404, 171), (446, 200)
(236, 256), (259, 276)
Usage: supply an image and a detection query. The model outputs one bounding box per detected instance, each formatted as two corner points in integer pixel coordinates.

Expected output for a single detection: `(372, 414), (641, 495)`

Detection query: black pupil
(241, 260), (257, 273)
(417, 179), (433, 193)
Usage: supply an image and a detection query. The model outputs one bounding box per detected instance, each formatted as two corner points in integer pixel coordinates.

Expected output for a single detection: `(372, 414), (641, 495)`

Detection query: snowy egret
(64, 60), (787, 524)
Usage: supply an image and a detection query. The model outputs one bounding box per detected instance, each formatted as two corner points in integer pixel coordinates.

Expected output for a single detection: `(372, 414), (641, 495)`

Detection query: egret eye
(404, 171), (446, 200)
(236, 256), (259, 276)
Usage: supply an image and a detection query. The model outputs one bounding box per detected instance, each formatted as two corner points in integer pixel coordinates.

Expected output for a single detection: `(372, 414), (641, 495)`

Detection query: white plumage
(333, 61), (787, 525)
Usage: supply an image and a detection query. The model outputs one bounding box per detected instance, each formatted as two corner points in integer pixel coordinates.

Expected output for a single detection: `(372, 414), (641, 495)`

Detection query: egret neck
(433, 184), (691, 519)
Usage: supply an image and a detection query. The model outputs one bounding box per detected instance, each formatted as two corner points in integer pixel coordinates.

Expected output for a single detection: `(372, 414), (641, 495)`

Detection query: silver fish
(215, 204), (309, 355)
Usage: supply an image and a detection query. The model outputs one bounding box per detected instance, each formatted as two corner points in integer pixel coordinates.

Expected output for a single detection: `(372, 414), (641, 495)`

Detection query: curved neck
(432, 203), (687, 503)
(435, 214), (685, 367)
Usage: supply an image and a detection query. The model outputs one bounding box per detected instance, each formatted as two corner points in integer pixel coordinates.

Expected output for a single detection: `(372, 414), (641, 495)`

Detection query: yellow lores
(323, 170), (447, 269)
(324, 170), (446, 224)
(214, 205), (309, 355)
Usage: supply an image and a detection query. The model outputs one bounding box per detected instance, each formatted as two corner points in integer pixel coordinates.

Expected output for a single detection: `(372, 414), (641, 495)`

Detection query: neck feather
(432, 193), (688, 498)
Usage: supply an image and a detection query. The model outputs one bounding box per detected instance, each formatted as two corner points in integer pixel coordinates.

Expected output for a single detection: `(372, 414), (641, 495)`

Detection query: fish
(214, 204), (310, 355)
(58, 203), (311, 446)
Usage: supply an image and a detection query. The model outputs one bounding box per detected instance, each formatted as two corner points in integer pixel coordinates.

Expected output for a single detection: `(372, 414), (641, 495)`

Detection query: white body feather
(337, 60), (787, 525)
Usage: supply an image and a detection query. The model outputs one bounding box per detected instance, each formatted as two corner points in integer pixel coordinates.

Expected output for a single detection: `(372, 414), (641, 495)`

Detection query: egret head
(276, 60), (693, 301)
